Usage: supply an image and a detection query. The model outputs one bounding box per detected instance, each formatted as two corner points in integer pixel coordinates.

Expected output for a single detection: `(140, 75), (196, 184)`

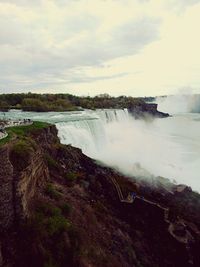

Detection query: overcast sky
(0, 0), (200, 96)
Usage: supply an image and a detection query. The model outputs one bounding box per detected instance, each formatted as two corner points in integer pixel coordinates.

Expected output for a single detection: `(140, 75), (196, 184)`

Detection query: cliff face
(0, 146), (14, 229)
(17, 151), (49, 218)
(0, 128), (53, 230)
(128, 103), (169, 118)
(0, 125), (199, 267)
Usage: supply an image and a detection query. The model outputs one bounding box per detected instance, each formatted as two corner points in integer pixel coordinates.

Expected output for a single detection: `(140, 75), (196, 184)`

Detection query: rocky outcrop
(128, 103), (169, 118)
(17, 151), (49, 219)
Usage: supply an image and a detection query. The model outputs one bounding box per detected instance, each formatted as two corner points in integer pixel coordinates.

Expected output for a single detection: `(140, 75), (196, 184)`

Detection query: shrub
(19, 200), (74, 267)
(45, 184), (61, 200)
(46, 215), (71, 235)
(30, 203), (71, 236)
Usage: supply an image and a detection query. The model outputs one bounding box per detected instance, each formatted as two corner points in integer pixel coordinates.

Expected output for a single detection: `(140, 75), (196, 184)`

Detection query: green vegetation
(45, 183), (61, 200)
(22, 200), (78, 267)
(64, 171), (78, 182)
(44, 153), (59, 169)
(31, 202), (71, 236)
(36, 202), (63, 217)
(0, 92), (146, 112)
(46, 214), (70, 235)
(0, 133), (12, 146)
(0, 121), (50, 147)
(7, 121), (50, 136)
(11, 139), (33, 155)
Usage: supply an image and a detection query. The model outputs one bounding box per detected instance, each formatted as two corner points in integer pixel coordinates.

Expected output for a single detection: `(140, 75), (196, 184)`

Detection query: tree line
(0, 93), (146, 112)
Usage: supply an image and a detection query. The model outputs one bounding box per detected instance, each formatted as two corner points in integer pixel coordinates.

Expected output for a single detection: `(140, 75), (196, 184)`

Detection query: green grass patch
(7, 121), (50, 136)
(0, 133), (12, 146)
(0, 121), (51, 146)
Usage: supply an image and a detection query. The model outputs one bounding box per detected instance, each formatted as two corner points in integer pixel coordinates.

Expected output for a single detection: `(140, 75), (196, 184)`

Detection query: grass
(31, 202), (71, 236)
(7, 121), (50, 136)
(0, 133), (12, 146)
(0, 121), (51, 146)
(23, 200), (74, 267)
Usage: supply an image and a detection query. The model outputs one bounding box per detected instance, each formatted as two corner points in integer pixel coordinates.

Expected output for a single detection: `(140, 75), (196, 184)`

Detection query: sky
(0, 0), (200, 97)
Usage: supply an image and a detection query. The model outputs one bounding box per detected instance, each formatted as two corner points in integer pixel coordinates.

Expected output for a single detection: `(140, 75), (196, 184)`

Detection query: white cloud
(0, 0), (200, 96)
(168, 0), (200, 9)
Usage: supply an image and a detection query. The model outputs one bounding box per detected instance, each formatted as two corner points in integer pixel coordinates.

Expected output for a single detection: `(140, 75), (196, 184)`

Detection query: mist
(156, 94), (200, 114)
(57, 109), (200, 192)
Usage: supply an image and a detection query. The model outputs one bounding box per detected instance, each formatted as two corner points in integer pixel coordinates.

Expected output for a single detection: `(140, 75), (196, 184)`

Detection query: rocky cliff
(0, 125), (199, 267)
(128, 103), (169, 118)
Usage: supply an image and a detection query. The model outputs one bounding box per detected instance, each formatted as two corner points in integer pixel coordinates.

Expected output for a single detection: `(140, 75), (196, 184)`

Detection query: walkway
(108, 174), (196, 260)
(109, 176), (135, 203)
(109, 175), (169, 214)
(0, 132), (8, 140)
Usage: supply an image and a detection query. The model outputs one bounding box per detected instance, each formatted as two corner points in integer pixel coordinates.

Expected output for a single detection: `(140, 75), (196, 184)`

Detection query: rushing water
(1, 103), (200, 192)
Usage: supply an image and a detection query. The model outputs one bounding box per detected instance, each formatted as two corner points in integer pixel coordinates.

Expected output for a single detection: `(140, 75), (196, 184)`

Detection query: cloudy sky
(0, 0), (200, 96)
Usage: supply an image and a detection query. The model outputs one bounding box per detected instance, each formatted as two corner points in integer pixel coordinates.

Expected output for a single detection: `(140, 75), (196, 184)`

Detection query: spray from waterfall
(56, 109), (200, 192)
(156, 94), (200, 114)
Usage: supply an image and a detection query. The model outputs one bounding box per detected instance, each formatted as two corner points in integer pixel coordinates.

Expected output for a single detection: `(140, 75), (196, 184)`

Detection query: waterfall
(56, 109), (130, 157)
(1, 108), (200, 191)
(95, 109), (130, 123)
